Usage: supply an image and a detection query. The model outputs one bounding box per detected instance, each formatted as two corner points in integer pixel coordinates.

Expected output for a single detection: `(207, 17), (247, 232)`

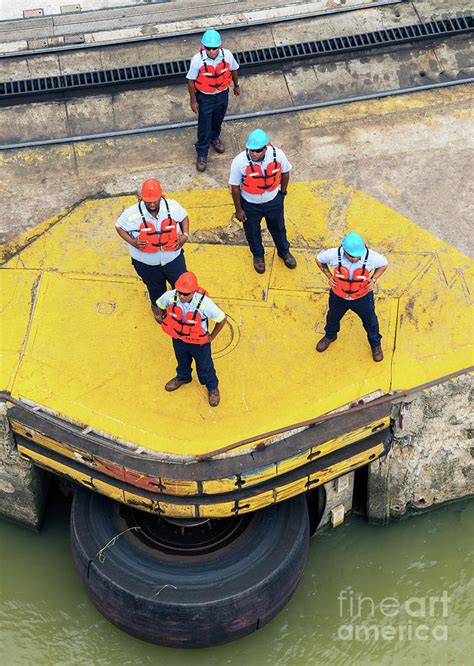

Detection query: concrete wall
(0, 403), (49, 529)
(317, 473), (355, 531)
(367, 373), (473, 523)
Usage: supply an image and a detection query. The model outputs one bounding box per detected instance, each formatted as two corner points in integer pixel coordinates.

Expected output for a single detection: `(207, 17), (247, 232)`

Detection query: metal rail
(1, 16), (472, 101)
(1, 76), (472, 152)
(0, 0), (405, 59)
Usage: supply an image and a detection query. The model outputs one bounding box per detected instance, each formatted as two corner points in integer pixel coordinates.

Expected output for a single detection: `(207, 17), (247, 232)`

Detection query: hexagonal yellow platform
(1, 181), (472, 457)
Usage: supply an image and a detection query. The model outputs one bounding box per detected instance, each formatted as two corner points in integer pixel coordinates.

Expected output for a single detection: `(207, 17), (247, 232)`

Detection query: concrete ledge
(0, 403), (49, 529)
(367, 372), (474, 523)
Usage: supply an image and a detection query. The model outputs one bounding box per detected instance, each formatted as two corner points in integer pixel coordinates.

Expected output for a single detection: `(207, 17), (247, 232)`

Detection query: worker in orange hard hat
(115, 178), (189, 320)
(154, 271), (227, 407)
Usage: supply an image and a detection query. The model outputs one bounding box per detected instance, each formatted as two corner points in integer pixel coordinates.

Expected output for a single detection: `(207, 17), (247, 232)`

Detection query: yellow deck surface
(1, 181), (472, 456)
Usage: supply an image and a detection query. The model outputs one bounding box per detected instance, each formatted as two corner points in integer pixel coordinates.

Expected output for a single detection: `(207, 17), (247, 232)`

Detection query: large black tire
(70, 489), (309, 648)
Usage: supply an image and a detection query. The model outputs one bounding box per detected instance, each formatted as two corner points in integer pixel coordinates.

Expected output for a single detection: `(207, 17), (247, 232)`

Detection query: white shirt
(229, 147), (292, 204)
(186, 49), (239, 95)
(317, 247), (388, 278)
(115, 198), (187, 266)
(156, 290), (226, 334)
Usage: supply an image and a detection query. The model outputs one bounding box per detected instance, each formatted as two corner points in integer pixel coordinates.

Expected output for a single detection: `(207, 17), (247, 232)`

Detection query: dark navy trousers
(132, 251), (186, 304)
(195, 89), (229, 157)
(325, 290), (382, 348)
(173, 339), (218, 391)
(241, 191), (291, 259)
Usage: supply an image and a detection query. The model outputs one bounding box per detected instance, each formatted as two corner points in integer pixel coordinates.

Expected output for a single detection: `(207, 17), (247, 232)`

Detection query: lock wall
(367, 372), (473, 523)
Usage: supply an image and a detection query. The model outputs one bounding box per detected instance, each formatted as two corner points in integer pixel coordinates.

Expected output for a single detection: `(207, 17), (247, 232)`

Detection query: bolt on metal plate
(61, 4), (81, 13)
(23, 9), (44, 18)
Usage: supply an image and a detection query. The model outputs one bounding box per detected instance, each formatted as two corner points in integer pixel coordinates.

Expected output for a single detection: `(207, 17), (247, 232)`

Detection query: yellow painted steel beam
(201, 416), (389, 493)
(11, 414), (389, 495)
(17, 440), (385, 518)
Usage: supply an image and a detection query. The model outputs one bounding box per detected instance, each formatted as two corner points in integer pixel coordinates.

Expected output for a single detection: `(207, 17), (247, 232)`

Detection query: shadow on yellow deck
(1, 181), (472, 459)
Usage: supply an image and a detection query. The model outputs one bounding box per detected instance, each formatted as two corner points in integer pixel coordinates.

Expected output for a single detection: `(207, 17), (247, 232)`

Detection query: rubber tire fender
(70, 488), (310, 648)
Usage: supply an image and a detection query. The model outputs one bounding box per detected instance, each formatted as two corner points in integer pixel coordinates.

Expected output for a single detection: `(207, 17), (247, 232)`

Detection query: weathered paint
(18, 448), (94, 490)
(276, 417), (389, 473)
(298, 86), (471, 130)
(17, 438), (385, 517)
(11, 414), (388, 495)
(201, 415), (390, 493)
(0, 209), (71, 263)
(306, 444), (385, 488)
(0, 270), (42, 392)
(202, 466), (276, 495)
(274, 477), (308, 503)
(1, 182), (472, 461)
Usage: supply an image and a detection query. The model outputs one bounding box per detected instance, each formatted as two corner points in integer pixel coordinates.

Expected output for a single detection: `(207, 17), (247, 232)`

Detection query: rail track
(0, 0), (405, 58)
(1, 16), (472, 102)
(0, 8), (472, 151)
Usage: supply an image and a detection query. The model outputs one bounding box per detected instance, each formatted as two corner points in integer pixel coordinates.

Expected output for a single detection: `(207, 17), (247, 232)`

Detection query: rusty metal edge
(17, 429), (388, 507)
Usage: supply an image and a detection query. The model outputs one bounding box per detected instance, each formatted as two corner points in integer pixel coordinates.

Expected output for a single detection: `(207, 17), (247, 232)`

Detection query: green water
(1, 494), (472, 666)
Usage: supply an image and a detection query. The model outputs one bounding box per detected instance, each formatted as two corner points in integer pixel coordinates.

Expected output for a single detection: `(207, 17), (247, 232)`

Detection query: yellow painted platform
(1, 182), (472, 457)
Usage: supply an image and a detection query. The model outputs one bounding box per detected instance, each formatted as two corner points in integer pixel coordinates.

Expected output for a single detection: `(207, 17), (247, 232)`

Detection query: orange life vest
(241, 146), (282, 195)
(332, 246), (370, 300)
(161, 290), (209, 345)
(194, 48), (232, 93)
(137, 199), (179, 252)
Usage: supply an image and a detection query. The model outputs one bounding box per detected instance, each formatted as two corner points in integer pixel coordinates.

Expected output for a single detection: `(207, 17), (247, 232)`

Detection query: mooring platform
(1, 181), (472, 458)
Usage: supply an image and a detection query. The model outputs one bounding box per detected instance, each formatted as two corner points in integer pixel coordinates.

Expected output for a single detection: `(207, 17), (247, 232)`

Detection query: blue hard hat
(201, 29), (222, 48)
(246, 129), (270, 150)
(342, 231), (365, 257)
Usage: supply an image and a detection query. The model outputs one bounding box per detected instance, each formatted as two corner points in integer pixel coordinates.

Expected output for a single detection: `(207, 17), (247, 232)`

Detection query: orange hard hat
(140, 178), (162, 202)
(175, 271), (199, 294)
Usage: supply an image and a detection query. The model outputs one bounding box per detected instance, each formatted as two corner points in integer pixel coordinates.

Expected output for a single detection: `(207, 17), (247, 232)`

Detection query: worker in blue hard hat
(315, 232), (388, 361)
(186, 29), (240, 172)
(228, 128), (296, 274)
